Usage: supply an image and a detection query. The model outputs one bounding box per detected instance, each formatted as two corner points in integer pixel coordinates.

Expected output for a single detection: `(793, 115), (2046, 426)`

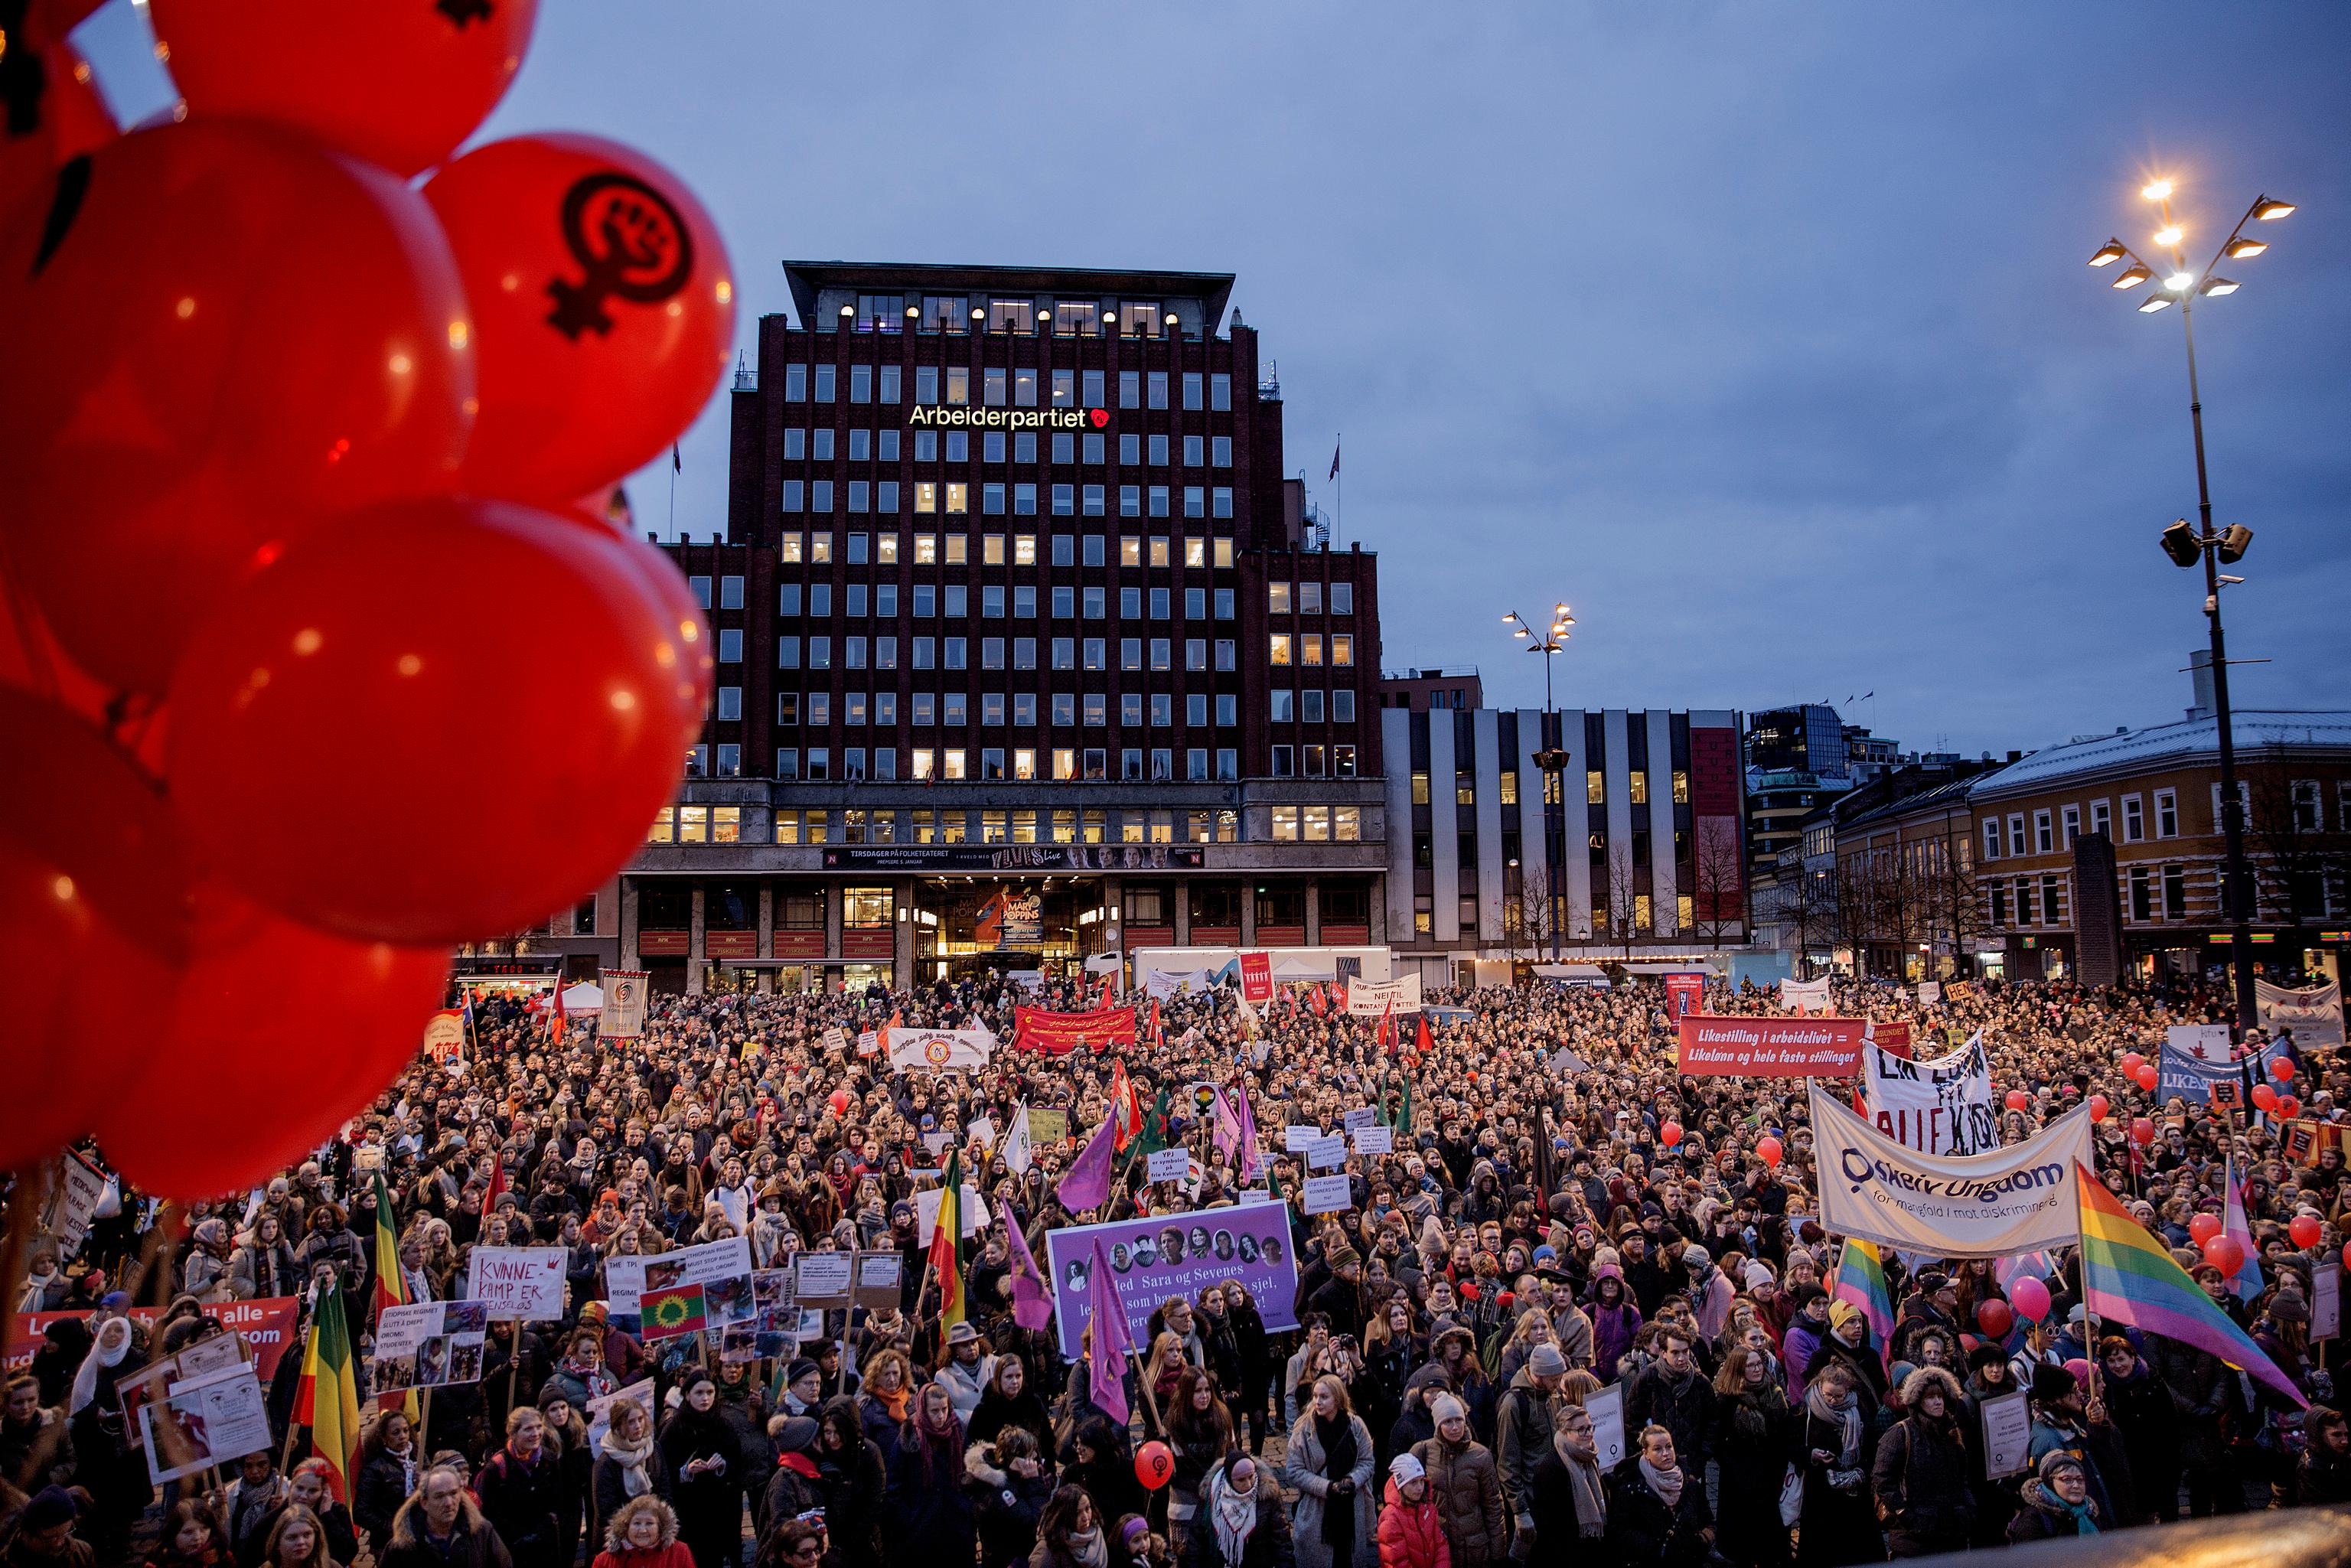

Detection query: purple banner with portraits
(1042, 1203), (1300, 1361)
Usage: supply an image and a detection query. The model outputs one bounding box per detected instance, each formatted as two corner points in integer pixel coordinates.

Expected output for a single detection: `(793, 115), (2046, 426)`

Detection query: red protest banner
(1662, 973), (1704, 1019)
(1239, 953), (1272, 1002)
(1676, 1015), (1867, 1077)
(1872, 1020), (1913, 1060)
(7, 1297), (303, 1381)
(1013, 1005), (1138, 1055)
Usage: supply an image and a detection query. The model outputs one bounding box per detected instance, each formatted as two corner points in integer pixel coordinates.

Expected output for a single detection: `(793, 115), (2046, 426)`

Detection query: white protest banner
(856, 1031), (879, 1057)
(889, 1026), (996, 1071)
(792, 1253), (853, 1304)
(820, 1027), (849, 1054)
(1303, 1135), (1348, 1171)
(421, 1010), (465, 1066)
(1779, 976), (1832, 1014)
(968, 1116), (998, 1149)
(1586, 1384), (1626, 1470)
(467, 1247), (566, 1321)
(371, 1300), (490, 1390)
(1345, 974), (1422, 1017)
(915, 1183), (992, 1239)
(2160, 1025), (2284, 1106)
(1302, 1175), (1355, 1214)
(596, 971), (648, 1039)
(585, 1377), (654, 1457)
(1916, 981), (1942, 1006)
(142, 1364), (272, 1484)
(1146, 1149), (1192, 1182)
(1810, 1087), (2094, 1258)
(1352, 1126), (1394, 1156)
(605, 1234), (754, 1316)
(41, 1152), (109, 1261)
(1341, 1107), (1378, 1131)
(2258, 980), (2346, 1052)
(1980, 1390), (2031, 1478)
(1283, 1125), (1322, 1152)
(1860, 1031), (1998, 1156)
(2317, 1266), (2342, 1342)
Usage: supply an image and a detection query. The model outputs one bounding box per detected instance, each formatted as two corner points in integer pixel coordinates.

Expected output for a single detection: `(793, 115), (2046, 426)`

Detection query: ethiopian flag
(2077, 1160), (2304, 1407)
(642, 1284), (708, 1341)
(931, 1149), (966, 1333)
(293, 1277), (362, 1502)
(369, 1170), (419, 1419)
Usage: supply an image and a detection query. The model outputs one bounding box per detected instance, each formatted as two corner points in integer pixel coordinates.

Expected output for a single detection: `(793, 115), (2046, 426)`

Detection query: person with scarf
(1374, 1454), (1449, 1568)
(1808, 1304), (1889, 1423)
(760, 1414), (825, 1533)
(1623, 1325), (1713, 1478)
(1179, 1458), (1293, 1568)
(658, 1374), (747, 1568)
(1410, 1394), (1501, 1568)
(1605, 1423), (1714, 1568)
(1779, 1287), (1831, 1402)
(353, 1409), (421, 1550)
(545, 1327), (621, 1410)
(814, 1397), (886, 1568)
(1031, 1485), (1111, 1568)
(593, 1398), (671, 1553)
(886, 1382), (975, 1567)
(182, 1221), (236, 1302)
(967, 1354), (1055, 1458)
(1870, 1368), (1974, 1559)
(477, 1407), (565, 1568)
(2007, 1451), (2102, 1541)
(592, 1496), (697, 1568)
(1280, 1375), (1376, 1568)
(1166, 1368), (1236, 1544)
(228, 1213), (300, 1301)
(537, 1386), (597, 1568)
(856, 1348), (915, 1467)
(968, 1426), (1056, 1568)
(1795, 1361), (1880, 1568)
(1707, 1345), (1795, 1568)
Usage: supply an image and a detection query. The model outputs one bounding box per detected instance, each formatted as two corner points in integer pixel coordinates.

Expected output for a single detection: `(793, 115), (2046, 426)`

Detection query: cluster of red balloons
(0, 3), (726, 1198)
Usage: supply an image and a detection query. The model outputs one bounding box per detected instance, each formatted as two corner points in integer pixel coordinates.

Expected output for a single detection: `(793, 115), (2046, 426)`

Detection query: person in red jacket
(1374, 1456), (1449, 1568)
(591, 1497), (697, 1568)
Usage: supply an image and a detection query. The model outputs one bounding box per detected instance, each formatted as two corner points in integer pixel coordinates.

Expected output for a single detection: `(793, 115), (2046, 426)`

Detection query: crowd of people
(3, 963), (2346, 1568)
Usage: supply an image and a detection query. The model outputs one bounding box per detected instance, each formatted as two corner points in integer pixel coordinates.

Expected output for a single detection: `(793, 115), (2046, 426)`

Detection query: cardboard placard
(1586, 1384), (1625, 1470)
(467, 1247), (567, 1321)
(1026, 1107), (1068, 1146)
(1980, 1389), (2031, 1478)
(1303, 1135), (1348, 1171)
(1283, 1125), (1320, 1152)
(1352, 1126), (1394, 1155)
(1146, 1149), (1192, 1182)
(1341, 1107), (1378, 1131)
(371, 1300), (490, 1390)
(853, 1251), (903, 1309)
(794, 1253), (853, 1304)
(142, 1365), (272, 1484)
(1302, 1175), (1355, 1214)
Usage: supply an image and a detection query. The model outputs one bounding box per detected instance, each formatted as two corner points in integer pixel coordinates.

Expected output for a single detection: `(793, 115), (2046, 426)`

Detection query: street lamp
(2087, 176), (2296, 1031)
(1505, 604), (1576, 958)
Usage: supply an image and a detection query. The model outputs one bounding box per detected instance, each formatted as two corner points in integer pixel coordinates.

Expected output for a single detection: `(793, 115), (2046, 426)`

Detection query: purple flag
(1085, 1237), (1131, 1423)
(1005, 1214), (1055, 1332)
(1234, 1081), (1263, 1184)
(1056, 1113), (1117, 1214)
(1211, 1087), (1241, 1165)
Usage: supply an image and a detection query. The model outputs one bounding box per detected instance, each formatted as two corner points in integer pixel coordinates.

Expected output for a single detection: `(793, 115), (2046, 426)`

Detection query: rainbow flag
(2075, 1161), (2304, 1407)
(1831, 1237), (1893, 1368)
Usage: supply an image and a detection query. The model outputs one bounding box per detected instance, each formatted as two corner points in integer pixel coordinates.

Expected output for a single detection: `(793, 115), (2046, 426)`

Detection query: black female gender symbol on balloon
(544, 171), (695, 340)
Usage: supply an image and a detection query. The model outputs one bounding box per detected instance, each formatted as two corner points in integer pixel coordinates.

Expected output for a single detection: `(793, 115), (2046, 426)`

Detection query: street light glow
(2109, 262), (2151, 289)
(2201, 276), (2239, 296)
(2225, 236), (2268, 259)
(2164, 271), (2194, 292)
(2254, 197), (2296, 220)
(2087, 240), (2128, 267)
(2153, 224), (2183, 246)
(2136, 291), (2174, 313)
(2141, 178), (2174, 200)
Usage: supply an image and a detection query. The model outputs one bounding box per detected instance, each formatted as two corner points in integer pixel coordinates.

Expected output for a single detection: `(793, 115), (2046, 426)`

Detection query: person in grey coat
(1279, 1375), (1376, 1568)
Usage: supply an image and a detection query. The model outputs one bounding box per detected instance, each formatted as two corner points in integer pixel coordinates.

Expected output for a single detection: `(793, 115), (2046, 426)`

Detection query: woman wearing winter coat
(1587, 1267), (1642, 1386)
(1707, 1345), (1796, 1568)
(1167, 1368), (1237, 1544)
(969, 1428), (1058, 1568)
(2300, 1407), (2351, 1506)
(1958, 1346), (2021, 1545)
(592, 1496), (698, 1568)
(1374, 1456), (1449, 1568)
(856, 1348), (915, 1469)
(1063, 1416), (1149, 1534)
(887, 1382), (976, 1566)
(229, 1214), (301, 1302)
(2007, 1451), (2102, 1542)
(658, 1373), (748, 1568)
(1280, 1375), (1378, 1568)
(1408, 1395), (1502, 1568)
(1030, 1485), (1112, 1568)
(476, 1407), (566, 1568)
(1870, 1368), (1974, 1559)
(1180, 1457), (1295, 1568)
(351, 1409), (422, 1550)
(593, 1398), (673, 1552)
(1225, 1286), (1276, 1456)
(1795, 1361), (1882, 1568)
(1606, 1424), (1714, 1568)
(814, 1397), (887, 1568)
(967, 1354), (1056, 1457)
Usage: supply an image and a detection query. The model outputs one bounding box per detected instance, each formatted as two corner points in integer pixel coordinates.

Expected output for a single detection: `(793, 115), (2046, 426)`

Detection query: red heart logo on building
(1089, 408), (1109, 429)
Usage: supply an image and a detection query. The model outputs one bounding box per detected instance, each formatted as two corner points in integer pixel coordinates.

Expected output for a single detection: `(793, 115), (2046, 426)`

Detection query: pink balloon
(2009, 1276), (2051, 1324)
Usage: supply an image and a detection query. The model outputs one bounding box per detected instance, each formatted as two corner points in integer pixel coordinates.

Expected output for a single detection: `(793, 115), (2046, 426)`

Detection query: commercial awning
(1533, 963), (1607, 980)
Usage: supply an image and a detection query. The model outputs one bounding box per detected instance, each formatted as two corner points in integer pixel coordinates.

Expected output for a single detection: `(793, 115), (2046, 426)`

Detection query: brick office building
(530, 264), (1389, 994)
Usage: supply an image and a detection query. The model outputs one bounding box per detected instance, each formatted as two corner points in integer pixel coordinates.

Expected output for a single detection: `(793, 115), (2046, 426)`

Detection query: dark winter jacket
(1604, 1452), (1713, 1568)
(1869, 1372), (1974, 1558)
(1409, 1433), (1503, 1568)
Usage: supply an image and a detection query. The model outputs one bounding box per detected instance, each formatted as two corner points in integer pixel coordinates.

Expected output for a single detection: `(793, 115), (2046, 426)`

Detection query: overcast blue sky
(80, 2), (2351, 757)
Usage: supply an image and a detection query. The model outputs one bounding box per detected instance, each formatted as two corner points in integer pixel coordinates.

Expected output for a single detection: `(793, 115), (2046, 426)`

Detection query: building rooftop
(1971, 709), (2351, 799)
(779, 261), (1237, 333)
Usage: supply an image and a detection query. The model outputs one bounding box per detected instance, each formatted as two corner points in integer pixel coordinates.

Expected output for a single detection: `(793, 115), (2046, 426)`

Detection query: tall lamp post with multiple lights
(2087, 178), (2294, 1031)
(1504, 605), (1574, 959)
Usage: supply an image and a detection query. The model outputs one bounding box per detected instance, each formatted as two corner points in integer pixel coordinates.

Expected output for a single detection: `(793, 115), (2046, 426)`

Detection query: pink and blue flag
(2224, 1156), (2266, 1306)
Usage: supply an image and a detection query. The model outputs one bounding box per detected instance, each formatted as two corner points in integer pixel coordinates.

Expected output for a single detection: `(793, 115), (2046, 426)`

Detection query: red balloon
(424, 134), (734, 506)
(0, 120), (474, 695)
(1756, 1136), (1783, 1169)
(2272, 1055), (2297, 1084)
(2130, 1117), (2157, 1146)
(167, 499), (705, 944)
(148, 0), (537, 179)
(1135, 1441), (1174, 1491)
(2292, 1215), (2323, 1250)
(603, 528), (718, 719)
(2134, 1063), (2159, 1092)
(1975, 1299), (2014, 1338)
(2189, 1213), (2223, 1246)
(2342, 1242), (2351, 1273)
(2203, 1234), (2245, 1277)
(2004, 1089), (2029, 1112)
(2280, 1095), (2302, 1121)
(2087, 1094), (2110, 1123)
(826, 1090), (851, 1118)
(1660, 1120), (1684, 1148)
(0, 688), (189, 1168)
(2253, 1083), (2280, 1112)
(2010, 1276), (2050, 1323)
(2121, 1051), (2145, 1074)
(0, 39), (114, 233)
(94, 880), (448, 1199)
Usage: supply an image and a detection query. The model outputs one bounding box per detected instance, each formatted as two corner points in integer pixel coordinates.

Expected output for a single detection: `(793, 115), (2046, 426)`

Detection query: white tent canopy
(559, 981), (603, 1013)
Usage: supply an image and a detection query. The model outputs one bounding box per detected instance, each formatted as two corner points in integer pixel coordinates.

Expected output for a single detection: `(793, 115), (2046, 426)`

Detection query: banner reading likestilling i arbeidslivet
(1810, 1087), (2093, 1259)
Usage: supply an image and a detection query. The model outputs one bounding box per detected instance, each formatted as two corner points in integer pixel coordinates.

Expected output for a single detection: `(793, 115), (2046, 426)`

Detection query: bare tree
(1502, 864), (1560, 963)
(1769, 862), (1836, 980)
(2247, 743), (2346, 924)
(1687, 818), (1746, 945)
(1926, 820), (1987, 980)
(1602, 844), (1644, 960)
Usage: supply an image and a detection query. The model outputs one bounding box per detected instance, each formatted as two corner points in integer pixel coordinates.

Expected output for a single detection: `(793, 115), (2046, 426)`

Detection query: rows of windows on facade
(834, 292), (1186, 337)
(646, 801), (1365, 848)
(680, 566), (1358, 784)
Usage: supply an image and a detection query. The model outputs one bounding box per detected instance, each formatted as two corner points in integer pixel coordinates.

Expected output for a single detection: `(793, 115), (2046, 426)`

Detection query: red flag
(1309, 984), (1328, 1018)
(1149, 1001), (1164, 1050)
(483, 1152), (507, 1218)
(546, 981), (563, 1047)
(1108, 1061), (1143, 1149)
(1414, 1014), (1432, 1059)
(1377, 998), (1396, 1057)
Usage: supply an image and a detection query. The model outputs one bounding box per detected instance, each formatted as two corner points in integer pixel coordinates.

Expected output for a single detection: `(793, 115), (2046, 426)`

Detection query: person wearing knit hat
(2010, 1449), (2102, 1541)
(1742, 1260), (1775, 1293)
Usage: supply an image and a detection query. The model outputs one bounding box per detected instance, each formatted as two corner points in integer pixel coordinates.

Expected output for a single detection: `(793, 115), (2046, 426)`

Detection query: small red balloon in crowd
(1135, 1442), (1175, 1491)
(1756, 1136), (1783, 1169)
(2004, 1088), (2028, 1112)
(2130, 1117), (2157, 1146)
(2292, 1214), (2323, 1250)
(1975, 1299), (2013, 1338)
(2189, 1212), (2222, 1246)
(2273, 1055), (2297, 1084)
(2279, 1094), (2301, 1120)
(2342, 1242), (2351, 1273)
(1659, 1120), (1683, 1148)
(2087, 1094), (2109, 1123)
(425, 132), (735, 506)
(2134, 1062), (2159, 1092)
(2253, 1083), (2279, 1112)
(2009, 1276), (2051, 1323)
(2203, 1234), (2246, 1277)
(2121, 1051), (2145, 1074)
(148, 0), (540, 178)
